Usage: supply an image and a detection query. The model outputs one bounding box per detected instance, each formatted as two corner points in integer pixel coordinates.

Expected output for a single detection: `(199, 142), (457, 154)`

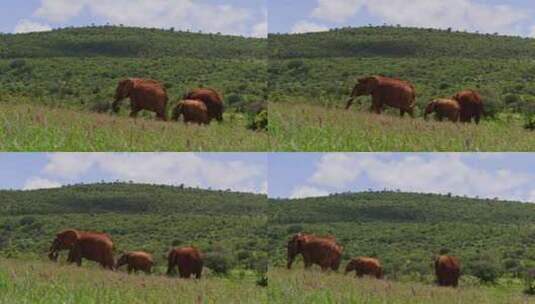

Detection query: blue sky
(268, 153), (535, 203)
(269, 0), (535, 36)
(0, 153), (267, 194)
(0, 0), (266, 37)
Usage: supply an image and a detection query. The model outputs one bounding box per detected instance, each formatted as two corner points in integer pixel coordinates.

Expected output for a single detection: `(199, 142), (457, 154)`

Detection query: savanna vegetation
(0, 26), (267, 151)
(267, 191), (535, 298)
(0, 183), (268, 279)
(269, 26), (535, 151)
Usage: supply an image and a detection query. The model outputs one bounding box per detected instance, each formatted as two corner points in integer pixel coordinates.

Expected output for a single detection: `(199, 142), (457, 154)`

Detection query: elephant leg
(400, 109), (405, 117)
(156, 110), (167, 121)
(127, 265), (133, 273)
(474, 114), (481, 125)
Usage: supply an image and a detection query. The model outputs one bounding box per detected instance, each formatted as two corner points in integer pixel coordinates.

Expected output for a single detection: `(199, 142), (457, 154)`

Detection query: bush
(204, 251), (235, 275)
(525, 269), (535, 295)
(89, 100), (112, 113)
(467, 260), (500, 283)
(247, 110), (268, 131)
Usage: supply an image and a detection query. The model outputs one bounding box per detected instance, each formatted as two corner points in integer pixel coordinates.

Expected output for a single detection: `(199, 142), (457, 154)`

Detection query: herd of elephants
(116, 75), (483, 124)
(112, 78), (224, 124)
(47, 229), (460, 287)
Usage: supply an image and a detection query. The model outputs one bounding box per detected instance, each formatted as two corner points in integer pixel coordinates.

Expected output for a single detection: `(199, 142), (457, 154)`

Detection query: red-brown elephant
(435, 255), (461, 287)
(183, 88), (224, 122)
(167, 246), (203, 279)
(113, 78), (169, 121)
(171, 99), (210, 124)
(346, 76), (416, 117)
(424, 99), (460, 122)
(287, 233), (343, 271)
(49, 229), (114, 270)
(345, 257), (384, 279)
(116, 251), (154, 274)
(452, 90), (483, 124)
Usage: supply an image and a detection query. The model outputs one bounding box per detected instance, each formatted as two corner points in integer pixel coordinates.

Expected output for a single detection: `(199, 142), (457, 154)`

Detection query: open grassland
(269, 102), (535, 151)
(0, 103), (268, 151)
(268, 268), (533, 304)
(0, 259), (267, 304)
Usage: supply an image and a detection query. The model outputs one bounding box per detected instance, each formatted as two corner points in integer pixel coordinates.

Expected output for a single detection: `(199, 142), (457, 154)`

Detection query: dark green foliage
(525, 269), (535, 295)
(0, 26), (267, 112)
(205, 250), (236, 275)
(267, 191), (535, 282)
(0, 183), (268, 273)
(269, 26), (535, 119)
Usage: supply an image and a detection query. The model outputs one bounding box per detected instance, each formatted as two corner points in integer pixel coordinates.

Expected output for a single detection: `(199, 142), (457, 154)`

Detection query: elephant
(167, 246), (203, 279)
(183, 88), (224, 122)
(345, 257), (384, 279)
(116, 251), (154, 274)
(112, 78), (168, 121)
(346, 76), (416, 117)
(171, 99), (210, 125)
(287, 233), (343, 271)
(49, 229), (114, 270)
(452, 90), (483, 124)
(424, 99), (460, 122)
(435, 255), (461, 287)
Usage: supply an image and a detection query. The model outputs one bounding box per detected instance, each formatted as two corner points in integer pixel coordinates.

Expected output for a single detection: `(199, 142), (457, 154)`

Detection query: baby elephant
(424, 99), (460, 122)
(116, 251), (154, 274)
(345, 257), (384, 279)
(172, 99), (210, 125)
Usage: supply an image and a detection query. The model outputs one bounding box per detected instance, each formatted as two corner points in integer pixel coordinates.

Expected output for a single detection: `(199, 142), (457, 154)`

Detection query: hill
(267, 191), (535, 283)
(0, 183), (268, 273)
(268, 26), (535, 151)
(0, 26), (268, 151)
(268, 26), (535, 114)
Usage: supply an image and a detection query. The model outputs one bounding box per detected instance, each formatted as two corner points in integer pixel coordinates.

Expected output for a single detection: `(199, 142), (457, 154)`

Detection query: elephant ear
(59, 229), (80, 247)
(365, 76), (380, 92)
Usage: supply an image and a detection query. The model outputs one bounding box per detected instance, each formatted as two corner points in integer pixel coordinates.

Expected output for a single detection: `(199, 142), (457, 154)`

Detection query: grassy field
(0, 103), (268, 151)
(269, 102), (535, 151)
(268, 268), (533, 304)
(0, 26), (267, 151)
(0, 258), (267, 304)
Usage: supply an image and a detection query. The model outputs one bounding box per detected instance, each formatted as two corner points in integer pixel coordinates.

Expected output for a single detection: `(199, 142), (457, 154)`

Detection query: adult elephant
(435, 255), (461, 287)
(48, 229), (114, 270)
(452, 90), (483, 124)
(171, 100), (210, 125)
(345, 257), (384, 279)
(184, 88), (224, 122)
(287, 233), (342, 271)
(346, 76), (416, 117)
(112, 78), (168, 121)
(167, 246), (203, 279)
(116, 251), (154, 274)
(424, 99), (460, 122)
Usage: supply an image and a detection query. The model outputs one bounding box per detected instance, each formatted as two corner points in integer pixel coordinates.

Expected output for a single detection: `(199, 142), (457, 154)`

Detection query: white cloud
(311, 0), (363, 23)
(310, 0), (533, 36)
(32, 0), (261, 37)
(23, 177), (61, 190)
(306, 154), (535, 202)
(291, 20), (329, 34)
(290, 185), (329, 199)
(14, 19), (52, 33)
(530, 25), (535, 37)
(252, 21), (268, 38)
(528, 190), (535, 203)
(40, 153), (266, 194)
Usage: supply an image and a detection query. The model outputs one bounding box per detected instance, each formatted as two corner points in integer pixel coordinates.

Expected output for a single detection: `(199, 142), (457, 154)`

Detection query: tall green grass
(269, 102), (535, 151)
(268, 268), (533, 304)
(0, 258), (267, 304)
(0, 103), (268, 151)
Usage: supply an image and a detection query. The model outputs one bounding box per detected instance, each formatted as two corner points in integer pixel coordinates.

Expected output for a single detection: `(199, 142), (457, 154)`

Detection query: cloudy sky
(269, 0), (535, 36)
(0, 153), (267, 194)
(269, 153), (535, 203)
(0, 0), (267, 37)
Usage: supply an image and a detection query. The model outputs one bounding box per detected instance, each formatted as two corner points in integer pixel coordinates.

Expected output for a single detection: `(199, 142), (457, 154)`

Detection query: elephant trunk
(287, 254), (295, 269)
(111, 100), (121, 113)
(345, 98), (354, 110)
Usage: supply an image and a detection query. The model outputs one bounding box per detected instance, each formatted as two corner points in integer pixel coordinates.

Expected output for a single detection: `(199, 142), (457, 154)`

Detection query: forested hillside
(0, 183), (268, 273)
(267, 191), (535, 283)
(269, 26), (535, 117)
(0, 26), (267, 110)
